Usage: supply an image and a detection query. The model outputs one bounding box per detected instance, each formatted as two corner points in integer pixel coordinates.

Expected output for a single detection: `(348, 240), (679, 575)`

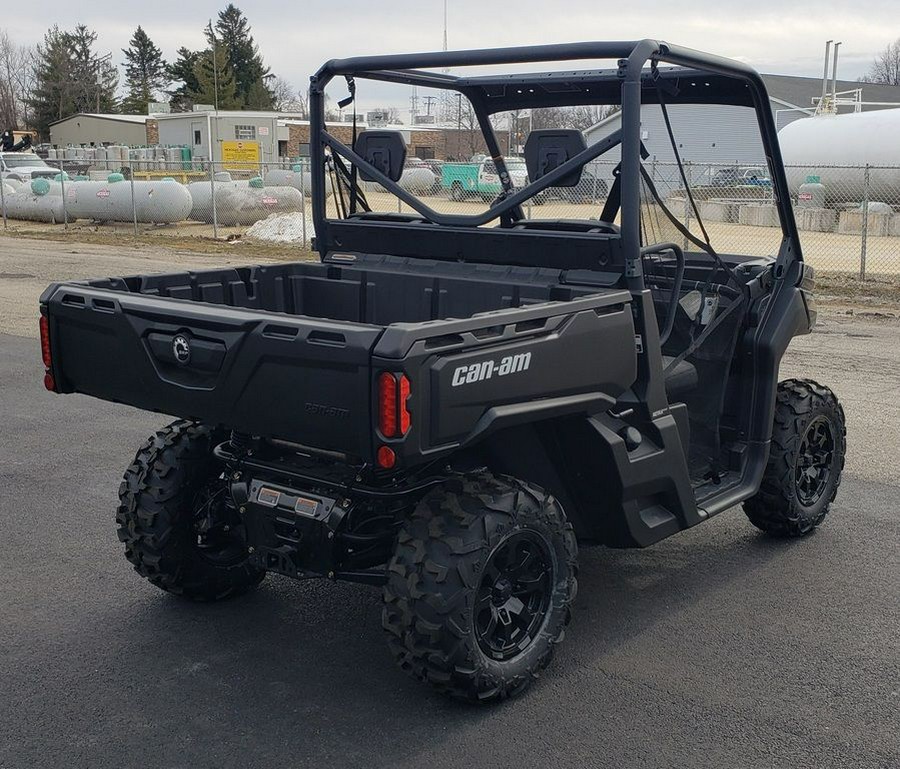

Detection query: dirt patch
(0, 224), (314, 261)
(815, 273), (900, 315)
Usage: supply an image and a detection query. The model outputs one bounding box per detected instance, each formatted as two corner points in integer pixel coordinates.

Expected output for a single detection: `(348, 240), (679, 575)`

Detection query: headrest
(353, 130), (406, 182)
(524, 129), (587, 187)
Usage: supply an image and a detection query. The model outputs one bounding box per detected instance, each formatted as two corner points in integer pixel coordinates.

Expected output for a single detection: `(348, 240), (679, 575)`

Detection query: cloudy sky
(6, 0), (899, 111)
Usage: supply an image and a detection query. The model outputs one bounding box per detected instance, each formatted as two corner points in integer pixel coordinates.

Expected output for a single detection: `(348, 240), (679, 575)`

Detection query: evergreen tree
(121, 26), (167, 114)
(167, 47), (202, 112)
(69, 25), (117, 113)
(214, 4), (273, 108)
(29, 26), (74, 137)
(189, 39), (241, 110)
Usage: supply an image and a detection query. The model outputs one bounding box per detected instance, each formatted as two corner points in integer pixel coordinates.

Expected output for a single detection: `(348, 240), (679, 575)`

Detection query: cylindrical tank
(65, 178), (193, 222)
(187, 181), (304, 225)
(796, 176), (826, 208)
(4, 180), (66, 222)
(779, 109), (900, 203)
(264, 167), (333, 198)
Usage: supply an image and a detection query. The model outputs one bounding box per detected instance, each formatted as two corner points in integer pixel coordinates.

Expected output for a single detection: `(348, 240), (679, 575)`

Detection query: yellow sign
(221, 140), (260, 169)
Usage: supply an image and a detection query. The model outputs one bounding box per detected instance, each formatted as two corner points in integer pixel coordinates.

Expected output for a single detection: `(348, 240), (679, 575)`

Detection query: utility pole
(208, 21), (220, 113)
(94, 52), (112, 112)
(452, 92), (462, 160)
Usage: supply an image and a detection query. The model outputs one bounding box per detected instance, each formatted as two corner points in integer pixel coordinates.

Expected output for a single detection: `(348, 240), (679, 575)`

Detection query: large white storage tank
(779, 109), (900, 203)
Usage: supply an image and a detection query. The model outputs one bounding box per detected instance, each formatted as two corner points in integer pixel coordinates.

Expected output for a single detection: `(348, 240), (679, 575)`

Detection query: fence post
(59, 162), (68, 230)
(682, 161), (693, 250)
(299, 159), (308, 247)
(859, 164), (870, 281)
(130, 171), (138, 236)
(0, 173), (6, 230)
(209, 160), (218, 239)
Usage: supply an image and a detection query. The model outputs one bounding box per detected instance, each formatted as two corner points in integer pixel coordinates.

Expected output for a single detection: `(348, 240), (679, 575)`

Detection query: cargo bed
(41, 255), (636, 465)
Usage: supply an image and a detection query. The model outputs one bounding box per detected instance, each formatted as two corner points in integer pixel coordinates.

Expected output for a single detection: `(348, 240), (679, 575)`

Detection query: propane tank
(187, 180), (304, 225)
(779, 109), (900, 203)
(796, 175), (826, 208)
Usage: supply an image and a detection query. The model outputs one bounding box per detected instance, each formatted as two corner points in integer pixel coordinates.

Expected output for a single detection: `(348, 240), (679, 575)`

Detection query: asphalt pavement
(1, 276), (898, 767)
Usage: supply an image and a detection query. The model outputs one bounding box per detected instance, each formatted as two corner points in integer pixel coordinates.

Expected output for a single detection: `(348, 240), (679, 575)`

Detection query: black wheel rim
(191, 479), (248, 566)
(795, 415), (836, 507)
(474, 531), (554, 662)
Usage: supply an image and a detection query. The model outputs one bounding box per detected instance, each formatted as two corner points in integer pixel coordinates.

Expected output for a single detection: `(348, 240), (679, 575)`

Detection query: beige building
(48, 113), (153, 147)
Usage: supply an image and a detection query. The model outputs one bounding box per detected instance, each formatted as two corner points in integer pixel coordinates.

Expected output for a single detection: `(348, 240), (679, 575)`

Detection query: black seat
(662, 356), (697, 399)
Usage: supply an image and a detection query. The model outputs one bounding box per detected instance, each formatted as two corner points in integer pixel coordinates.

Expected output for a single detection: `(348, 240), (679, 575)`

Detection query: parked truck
(39, 40), (845, 703)
(442, 156), (530, 201)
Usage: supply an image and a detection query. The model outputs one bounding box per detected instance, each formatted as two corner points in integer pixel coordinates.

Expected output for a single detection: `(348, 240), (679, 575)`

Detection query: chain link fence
(0, 157), (320, 247)
(2, 154), (899, 279)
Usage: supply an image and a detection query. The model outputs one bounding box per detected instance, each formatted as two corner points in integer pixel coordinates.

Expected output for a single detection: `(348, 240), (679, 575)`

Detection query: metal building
(582, 74), (900, 190)
(48, 113), (152, 147)
(155, 110), (309, 163)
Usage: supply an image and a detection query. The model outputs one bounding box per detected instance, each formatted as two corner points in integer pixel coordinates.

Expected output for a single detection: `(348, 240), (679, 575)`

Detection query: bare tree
(271, 76), (308, 114)
(566, 104), (619, 132)
(862, 38), (900, 86)
(0, 31), (35, 129)
(368, 105), (401, 124)
(440, 93), (481, 159)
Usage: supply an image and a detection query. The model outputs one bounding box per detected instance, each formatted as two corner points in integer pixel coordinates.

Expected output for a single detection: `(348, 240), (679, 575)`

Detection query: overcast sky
(6, 0), (900, 112)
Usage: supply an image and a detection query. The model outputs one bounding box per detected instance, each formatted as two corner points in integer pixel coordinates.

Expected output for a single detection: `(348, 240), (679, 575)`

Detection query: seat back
(524, 129), (586, 187)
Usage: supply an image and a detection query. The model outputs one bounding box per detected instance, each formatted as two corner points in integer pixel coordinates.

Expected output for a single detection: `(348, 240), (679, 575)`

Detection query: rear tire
(116, 420), (265, 601)
(743, 379), (846, 537)
(382, 472), (578, 703)
(450, 181), (464, 202)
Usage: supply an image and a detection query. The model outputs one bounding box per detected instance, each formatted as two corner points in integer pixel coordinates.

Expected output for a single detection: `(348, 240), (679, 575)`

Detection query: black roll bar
(309, 39), (802, 290)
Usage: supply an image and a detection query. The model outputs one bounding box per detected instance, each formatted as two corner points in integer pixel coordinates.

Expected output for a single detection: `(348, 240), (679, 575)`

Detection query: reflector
(377, 445), (396, 469)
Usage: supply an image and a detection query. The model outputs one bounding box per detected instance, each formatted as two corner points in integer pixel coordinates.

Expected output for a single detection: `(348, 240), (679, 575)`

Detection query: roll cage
(308, 39), (802, 292)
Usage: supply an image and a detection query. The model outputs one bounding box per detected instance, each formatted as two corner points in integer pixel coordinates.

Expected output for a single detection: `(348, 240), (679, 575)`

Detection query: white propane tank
(263, 167), (333, 197)
(187, 179), (303, 225)
(65, 176), (193, 222)
(779, 109), (900, 203)
(3, 179), (66, 222)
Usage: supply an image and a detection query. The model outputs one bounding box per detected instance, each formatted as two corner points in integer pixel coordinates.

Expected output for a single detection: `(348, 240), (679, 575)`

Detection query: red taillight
(40, 314), (57, 392)
(378, 372), (398, 436)
(398, 375), (411, 434)
(39, 315), (52, 368)
(378, 372), (411, 438)
(376, 445), (396, 469)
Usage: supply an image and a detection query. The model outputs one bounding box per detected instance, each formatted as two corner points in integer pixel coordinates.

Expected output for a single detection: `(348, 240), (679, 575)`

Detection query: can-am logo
(451, 352), (532, 387)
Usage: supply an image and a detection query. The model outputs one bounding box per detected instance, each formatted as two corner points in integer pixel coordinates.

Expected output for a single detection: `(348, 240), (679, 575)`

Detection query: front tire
(382, 472), (578, 703)
(743, 379), (846, 537)
(116, 420), (265, 601)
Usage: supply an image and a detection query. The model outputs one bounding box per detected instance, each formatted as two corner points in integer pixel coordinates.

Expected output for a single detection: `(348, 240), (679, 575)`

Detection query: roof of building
(760, 74), (900, 112)
(49, 113), (151, 127)
(582, 73), (900, 135)
(156, 110), (309, 121)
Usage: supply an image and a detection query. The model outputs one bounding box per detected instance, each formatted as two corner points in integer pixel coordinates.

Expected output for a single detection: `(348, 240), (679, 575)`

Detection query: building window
(193, 129), (202, 145)
(234, 124), (256, 140)
(415, 146), (435, 160)
(298, 143), (310, 157)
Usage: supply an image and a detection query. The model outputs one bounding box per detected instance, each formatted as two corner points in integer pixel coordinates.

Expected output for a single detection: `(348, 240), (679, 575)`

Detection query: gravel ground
(1, 237), (897, 768)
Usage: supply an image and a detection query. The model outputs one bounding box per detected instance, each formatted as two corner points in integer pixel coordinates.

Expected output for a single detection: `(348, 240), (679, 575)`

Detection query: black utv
(39, 40), (845, 702)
